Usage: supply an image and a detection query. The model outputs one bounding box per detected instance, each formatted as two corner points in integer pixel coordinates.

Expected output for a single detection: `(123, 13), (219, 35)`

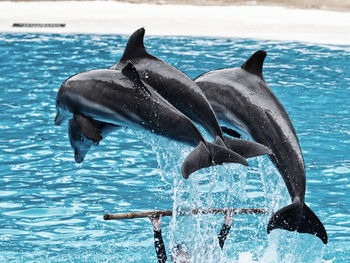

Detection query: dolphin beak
(74, 150), (85, 163)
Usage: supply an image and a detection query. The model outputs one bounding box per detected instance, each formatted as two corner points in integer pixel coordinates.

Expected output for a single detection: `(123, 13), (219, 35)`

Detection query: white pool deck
(1, 1), (350, 45)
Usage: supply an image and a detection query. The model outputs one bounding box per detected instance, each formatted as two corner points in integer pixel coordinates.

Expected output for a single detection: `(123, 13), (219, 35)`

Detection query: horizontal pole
(104, 208), (269, 220)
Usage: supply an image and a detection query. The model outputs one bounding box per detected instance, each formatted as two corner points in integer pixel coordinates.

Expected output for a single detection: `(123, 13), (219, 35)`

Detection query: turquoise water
(0, 33), (349, 262)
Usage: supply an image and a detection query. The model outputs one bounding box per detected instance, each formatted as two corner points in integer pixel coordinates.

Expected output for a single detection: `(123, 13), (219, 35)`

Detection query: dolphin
(55, 62), (250, 179)
(194, 50), (328, 244)
(109, 28), (271, 160)
(68, 118), (119, 163)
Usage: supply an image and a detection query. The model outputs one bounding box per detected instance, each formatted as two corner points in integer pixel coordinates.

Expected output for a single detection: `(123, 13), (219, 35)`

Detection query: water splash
(137, 128), (328, 262)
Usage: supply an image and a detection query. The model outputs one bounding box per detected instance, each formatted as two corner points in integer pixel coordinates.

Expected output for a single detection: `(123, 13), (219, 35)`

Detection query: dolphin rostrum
(109, 28), (272, 160)
(194, 50), (328, 244)
(55, 62), (250, 179)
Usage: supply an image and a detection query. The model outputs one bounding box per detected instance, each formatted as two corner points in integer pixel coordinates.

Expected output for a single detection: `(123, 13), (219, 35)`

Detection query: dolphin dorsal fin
(121, 27), (149, 61)
(122, 61), (151, 95)
(121, 61), (141, 82)
(241, 50), (267, 79)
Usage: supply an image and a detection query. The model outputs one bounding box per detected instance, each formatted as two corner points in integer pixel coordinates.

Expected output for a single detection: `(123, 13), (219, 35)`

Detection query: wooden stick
(103, 208), (269, 220)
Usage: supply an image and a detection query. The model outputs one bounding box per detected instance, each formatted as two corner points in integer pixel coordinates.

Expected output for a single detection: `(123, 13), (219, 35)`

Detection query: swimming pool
(0, 33), (349, 262)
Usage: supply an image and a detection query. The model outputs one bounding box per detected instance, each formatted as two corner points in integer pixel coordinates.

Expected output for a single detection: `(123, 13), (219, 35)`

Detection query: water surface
(0, 33), (349, 262)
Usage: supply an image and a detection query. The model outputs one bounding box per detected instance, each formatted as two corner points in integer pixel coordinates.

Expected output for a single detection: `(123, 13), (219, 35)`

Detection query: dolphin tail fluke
(267, 202), (328, 244)
(222, 135), (272, 158)
(181, 140), (248, 179)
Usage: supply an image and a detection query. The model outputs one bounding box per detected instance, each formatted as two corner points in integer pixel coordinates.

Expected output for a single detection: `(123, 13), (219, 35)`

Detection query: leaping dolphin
(55, 62), (249, 179)
(194, 50), (328, 244)
(109, 28), (271, 160)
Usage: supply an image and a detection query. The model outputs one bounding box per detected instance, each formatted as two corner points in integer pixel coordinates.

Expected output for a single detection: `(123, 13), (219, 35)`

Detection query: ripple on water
(4, 207), (81, 218)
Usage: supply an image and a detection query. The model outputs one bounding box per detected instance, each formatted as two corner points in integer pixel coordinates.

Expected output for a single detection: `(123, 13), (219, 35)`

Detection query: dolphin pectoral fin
(267, 202), (328, 244)
(221, 126), (242, 138)
(54, 111), (65, 125)
(222, 135), (272, 158)
(68, 118), (92, 163)
(181, 140), (248, 179)
(73, 113), (102, 142)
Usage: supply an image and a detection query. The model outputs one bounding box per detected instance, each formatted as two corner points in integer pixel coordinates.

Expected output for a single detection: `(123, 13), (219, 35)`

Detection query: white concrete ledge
(1, 1), (350, 45)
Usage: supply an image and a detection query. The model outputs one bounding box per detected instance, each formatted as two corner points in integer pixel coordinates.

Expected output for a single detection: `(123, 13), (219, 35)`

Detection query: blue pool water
(0, 33), (349, 262)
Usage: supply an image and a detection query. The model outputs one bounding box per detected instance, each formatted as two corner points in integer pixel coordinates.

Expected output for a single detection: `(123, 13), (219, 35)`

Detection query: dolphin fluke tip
(267, 202), (328, 244)
(181, 141), (211, 179)
(181, 140), (248, 179)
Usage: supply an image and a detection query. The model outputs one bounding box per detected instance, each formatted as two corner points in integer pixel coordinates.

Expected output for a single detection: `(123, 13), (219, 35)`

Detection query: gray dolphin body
(194, 50), (327, 244)
(55, 63), (249, 178)
(109, 28), (271, 161)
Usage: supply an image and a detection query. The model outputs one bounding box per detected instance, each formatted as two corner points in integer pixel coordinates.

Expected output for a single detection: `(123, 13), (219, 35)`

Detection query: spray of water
(136, 129), (326, 262)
